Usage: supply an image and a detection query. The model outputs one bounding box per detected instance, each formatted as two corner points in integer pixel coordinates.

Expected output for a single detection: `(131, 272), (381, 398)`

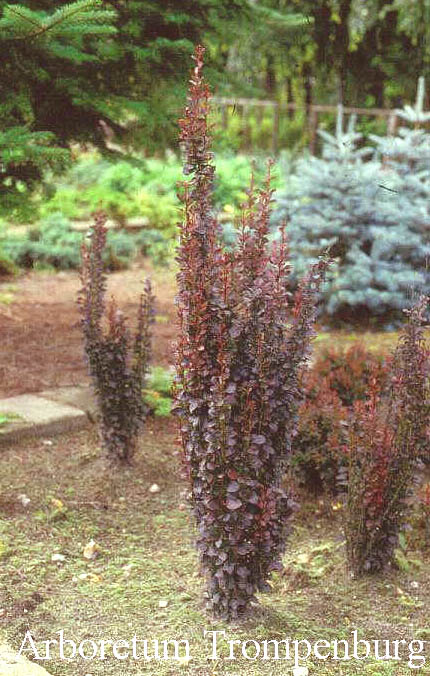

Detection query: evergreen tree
(0, 0), (117, 219)
(370, 78), (430, 301)
(102, 0), (248, 151)
(0, 0), (248, 220)
(272, 106), (430, 324)
(371, 77), (430, 171)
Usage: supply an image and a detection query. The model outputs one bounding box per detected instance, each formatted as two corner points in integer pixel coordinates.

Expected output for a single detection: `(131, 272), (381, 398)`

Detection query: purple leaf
(227, 481), (239, 493)
(226, 497), (242, 510)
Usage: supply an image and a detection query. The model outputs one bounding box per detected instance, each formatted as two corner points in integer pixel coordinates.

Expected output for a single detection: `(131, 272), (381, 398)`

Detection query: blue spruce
(273, 103), (430, 324)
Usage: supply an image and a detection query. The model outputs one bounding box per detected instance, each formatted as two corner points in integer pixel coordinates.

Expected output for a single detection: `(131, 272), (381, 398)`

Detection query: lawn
(1, 419), (430, 675)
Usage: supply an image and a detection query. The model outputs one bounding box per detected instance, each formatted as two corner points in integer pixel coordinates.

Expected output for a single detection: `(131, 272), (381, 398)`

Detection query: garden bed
(2, 267), (426, 401)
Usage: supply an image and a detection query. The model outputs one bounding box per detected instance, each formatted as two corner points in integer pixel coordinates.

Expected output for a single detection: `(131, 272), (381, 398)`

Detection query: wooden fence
(211, 97), (403, 155)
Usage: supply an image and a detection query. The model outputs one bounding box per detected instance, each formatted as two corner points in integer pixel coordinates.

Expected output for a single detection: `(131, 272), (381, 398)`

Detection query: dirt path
(0, 262), (177, 398)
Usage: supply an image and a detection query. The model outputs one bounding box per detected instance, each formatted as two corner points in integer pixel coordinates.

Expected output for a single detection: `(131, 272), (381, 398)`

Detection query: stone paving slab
(0, 392), (91, 444)
(0, 643), (51, 676)
(38, 385), (97, 418)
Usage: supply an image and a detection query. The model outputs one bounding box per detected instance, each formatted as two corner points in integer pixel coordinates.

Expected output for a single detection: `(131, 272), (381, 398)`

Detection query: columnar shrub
(345, 296), (429, 575)
(174, 45), (331, 619)
(78, 214), (154, 464)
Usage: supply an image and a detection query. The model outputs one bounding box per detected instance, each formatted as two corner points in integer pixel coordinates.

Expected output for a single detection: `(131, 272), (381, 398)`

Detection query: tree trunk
(286, 76), (294, 119)
(265, 53), (276, 98)
(335, 0), (352, 104)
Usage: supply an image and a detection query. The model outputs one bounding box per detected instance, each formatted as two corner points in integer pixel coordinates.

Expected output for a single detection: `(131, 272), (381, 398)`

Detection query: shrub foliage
(78, 214), (154, 463)
(290, 344), (388, 495)
(345, 296), (429, 575)
(291, 376), (348, 495)
(174, 46), (331, 619)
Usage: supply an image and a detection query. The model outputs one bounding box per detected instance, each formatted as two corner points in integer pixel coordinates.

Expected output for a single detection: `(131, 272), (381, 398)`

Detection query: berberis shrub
(78, 214), (154, 464)
(291, 376), (348, 495)
(290, 344), (388, 495)
(345, 296), (429, 575)
(174, 46), (331, 620)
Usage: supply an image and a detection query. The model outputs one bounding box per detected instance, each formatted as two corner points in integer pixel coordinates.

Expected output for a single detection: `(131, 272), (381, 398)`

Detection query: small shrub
(3, 214), (82, 270)
(136, 189), (179, 233)
(291, 377), (348, 495)
(174, 46), (331, 620)
(311, 343), (388, 407)
(290, 344), (387, 495)
(345, 296), (429, 575)
(78, 214), (154, 464)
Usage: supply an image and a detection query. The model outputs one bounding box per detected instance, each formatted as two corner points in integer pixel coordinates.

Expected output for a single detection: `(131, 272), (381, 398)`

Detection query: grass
(313, 328), (430, 357)
(0, 412), (21, 427)
(0, 283), (16, 305)
(1, 420), (430, 675)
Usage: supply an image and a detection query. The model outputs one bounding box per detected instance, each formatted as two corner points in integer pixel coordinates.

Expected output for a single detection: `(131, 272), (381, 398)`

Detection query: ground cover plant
(174, 45), (331, 620)
(0, 213), (169, 271)
(78, 214), (154, 463)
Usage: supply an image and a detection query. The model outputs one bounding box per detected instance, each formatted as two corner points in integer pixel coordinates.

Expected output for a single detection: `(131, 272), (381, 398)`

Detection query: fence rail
(211, 97), (405, 155)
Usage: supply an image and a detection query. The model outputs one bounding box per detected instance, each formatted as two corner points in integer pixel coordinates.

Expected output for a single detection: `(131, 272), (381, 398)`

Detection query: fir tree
(0, 0), (117, 219)
(0, 0), (248, 220)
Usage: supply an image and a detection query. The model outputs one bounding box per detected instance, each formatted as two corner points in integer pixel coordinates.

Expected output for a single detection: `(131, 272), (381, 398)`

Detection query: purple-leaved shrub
(78, 214), (154, 464)
(174, 45), (331, 619)
(345, 295), (429, 575)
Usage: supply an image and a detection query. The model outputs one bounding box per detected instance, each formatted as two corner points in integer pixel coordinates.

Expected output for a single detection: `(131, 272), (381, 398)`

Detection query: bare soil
(0, 263), (177, 398)
(1, 263), (421, 400)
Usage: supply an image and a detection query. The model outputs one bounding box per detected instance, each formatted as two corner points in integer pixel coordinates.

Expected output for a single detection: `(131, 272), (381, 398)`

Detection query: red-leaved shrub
(290, 377), (348, 495)
(78, 214), (154, 464)
(290, 344), (388, 495)
(174, 46), (331, 619)
(312, 343), (388, 407)
(345, 297), (429, 575)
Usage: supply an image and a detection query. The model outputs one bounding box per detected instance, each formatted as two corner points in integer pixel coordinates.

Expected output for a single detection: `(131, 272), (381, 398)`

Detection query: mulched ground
(0, 262), (177, 398)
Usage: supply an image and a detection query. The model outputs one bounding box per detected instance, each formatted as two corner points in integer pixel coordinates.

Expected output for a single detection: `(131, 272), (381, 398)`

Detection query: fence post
(387, 112), (398, 136)
(243, 104), (252, 151)
(308, 107), (318, 155)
